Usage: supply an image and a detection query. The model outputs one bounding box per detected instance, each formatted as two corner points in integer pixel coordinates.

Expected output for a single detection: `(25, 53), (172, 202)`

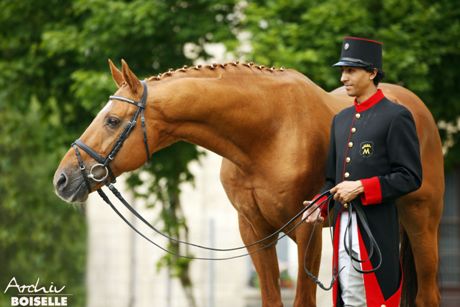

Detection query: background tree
(0, 1), (237, 306)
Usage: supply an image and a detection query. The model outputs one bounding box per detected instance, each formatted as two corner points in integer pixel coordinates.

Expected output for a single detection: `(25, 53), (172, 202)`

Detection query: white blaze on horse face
(99, 100), (113, 116)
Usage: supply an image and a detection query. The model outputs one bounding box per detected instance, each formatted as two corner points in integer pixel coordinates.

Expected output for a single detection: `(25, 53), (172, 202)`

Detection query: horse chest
(221, 165), (300, 227)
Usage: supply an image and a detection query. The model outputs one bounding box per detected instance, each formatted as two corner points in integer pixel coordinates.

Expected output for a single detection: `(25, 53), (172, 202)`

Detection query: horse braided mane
(146, 61), (287, 82)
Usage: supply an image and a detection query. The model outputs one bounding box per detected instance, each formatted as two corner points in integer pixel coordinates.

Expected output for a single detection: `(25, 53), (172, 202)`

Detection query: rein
(302, 198), (383, 290)
(343, 202), (382, 273)
(100, 185), (331, 260)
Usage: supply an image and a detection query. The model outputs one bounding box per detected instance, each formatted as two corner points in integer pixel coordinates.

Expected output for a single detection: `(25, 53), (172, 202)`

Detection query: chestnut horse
(54, 60), (443, 307)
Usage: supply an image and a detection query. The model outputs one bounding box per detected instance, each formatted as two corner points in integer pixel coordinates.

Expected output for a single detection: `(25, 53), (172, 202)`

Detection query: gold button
(348, 142), (353, 148)
(355, 113), (361, 119)
(344, 172), (350, 178)
(344, 203), (349, 208)
(381, 305), (386, 307)
(351, 127), (357, 133)
(346, 157), (351, 163)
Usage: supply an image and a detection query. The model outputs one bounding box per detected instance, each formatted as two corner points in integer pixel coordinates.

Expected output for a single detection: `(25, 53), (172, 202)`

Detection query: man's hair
(364, 67), (384, 85)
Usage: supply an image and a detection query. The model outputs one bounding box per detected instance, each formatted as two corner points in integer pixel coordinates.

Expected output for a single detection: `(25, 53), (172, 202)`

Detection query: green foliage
(230, 0), (460, 168)
(0, 0), (237, 304)
(0, 102), (86, 307)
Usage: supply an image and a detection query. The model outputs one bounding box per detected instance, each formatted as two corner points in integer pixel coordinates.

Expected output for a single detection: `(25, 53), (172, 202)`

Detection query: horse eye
(106, 116), (121, 128)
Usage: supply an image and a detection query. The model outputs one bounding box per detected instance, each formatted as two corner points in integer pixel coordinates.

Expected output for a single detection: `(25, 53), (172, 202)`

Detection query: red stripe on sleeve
(360, 176), (382, 205)
(313, 194), (329, 218)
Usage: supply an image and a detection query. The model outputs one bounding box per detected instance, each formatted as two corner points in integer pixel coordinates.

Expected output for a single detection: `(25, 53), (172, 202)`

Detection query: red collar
(354, 89), (384, 112)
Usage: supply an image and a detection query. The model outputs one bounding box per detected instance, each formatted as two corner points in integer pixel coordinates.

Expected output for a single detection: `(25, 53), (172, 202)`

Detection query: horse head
(54, 60), (155, 203)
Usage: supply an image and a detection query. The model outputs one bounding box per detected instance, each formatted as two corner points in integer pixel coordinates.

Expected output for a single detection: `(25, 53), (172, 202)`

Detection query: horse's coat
(54, 60), (443, 307)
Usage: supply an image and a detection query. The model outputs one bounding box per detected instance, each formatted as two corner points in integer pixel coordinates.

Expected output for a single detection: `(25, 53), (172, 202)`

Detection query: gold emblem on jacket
(360, 142), (373, 157)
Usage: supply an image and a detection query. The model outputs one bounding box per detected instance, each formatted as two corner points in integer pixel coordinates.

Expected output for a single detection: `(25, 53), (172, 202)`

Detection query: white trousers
(338, 211), (367, 307)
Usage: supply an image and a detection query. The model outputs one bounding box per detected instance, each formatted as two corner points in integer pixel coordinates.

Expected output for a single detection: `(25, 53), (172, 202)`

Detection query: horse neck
(144, 67), (334, 170)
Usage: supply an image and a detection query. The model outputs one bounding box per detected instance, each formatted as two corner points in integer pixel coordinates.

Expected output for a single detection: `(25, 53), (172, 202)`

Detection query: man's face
(340, 66), (376, 97)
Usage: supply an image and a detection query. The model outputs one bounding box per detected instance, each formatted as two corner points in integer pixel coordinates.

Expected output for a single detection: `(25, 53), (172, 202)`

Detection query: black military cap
(333, 36), (383, 72)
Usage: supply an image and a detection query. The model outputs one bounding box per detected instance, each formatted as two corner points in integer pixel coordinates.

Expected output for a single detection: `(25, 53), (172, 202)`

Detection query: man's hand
(302, 200), (324, 223)
(330, 180), (364, 204)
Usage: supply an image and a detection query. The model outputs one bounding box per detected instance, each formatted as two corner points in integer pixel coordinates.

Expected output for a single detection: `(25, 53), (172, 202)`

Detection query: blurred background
(1, 0), (459, 306)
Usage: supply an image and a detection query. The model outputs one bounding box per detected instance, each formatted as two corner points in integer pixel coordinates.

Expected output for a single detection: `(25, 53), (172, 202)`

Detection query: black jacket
(320, 89), (422, 306)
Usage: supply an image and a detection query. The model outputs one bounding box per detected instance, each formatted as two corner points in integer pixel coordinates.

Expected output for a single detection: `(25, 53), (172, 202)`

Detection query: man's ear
(370, 68), (378, 80)
(121, 59), (143, 95)
(108, 59), (124, 88)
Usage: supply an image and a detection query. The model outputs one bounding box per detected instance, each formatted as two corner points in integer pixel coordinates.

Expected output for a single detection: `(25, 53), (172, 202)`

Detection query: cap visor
(332, 61), (368, 68)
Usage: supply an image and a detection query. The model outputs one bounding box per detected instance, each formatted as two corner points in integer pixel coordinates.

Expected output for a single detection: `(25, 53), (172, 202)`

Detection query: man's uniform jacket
(317, 89), (422, 307)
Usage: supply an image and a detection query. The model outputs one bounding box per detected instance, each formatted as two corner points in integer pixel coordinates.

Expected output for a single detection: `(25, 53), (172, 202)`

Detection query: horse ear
(121, 59), (142, 94)
(108, 59), (124, 88)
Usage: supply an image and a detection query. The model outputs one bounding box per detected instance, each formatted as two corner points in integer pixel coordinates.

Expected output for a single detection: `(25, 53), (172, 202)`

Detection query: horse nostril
(56, 172), (68, 190)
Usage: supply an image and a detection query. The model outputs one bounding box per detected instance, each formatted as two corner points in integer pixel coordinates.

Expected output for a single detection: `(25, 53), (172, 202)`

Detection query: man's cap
(333, 36), (383, 71)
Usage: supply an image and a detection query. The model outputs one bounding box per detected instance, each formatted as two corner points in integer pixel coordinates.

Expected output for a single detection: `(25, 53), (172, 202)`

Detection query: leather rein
(70, 81), (382, 287)
(303, 198), (382, 290)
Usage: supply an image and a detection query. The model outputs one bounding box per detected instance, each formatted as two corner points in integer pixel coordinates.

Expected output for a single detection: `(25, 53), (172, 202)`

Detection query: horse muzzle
(53, 167), (90, 203)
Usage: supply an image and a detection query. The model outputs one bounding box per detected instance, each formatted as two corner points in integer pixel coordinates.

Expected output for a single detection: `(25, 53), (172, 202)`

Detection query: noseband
(72, 81), (151, 188)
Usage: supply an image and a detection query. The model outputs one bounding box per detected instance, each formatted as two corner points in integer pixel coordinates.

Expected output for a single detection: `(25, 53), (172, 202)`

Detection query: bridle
(69, 80), (381, 287)
(72, 80), (150, 188)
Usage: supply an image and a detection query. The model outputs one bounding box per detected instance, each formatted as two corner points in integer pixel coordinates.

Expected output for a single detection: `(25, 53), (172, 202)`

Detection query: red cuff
(360, 176), (382, 205)
(312, 194), (329, 218)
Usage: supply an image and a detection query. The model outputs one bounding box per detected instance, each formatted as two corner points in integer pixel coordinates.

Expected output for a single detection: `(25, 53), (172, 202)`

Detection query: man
(303, 37), (422, 307)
